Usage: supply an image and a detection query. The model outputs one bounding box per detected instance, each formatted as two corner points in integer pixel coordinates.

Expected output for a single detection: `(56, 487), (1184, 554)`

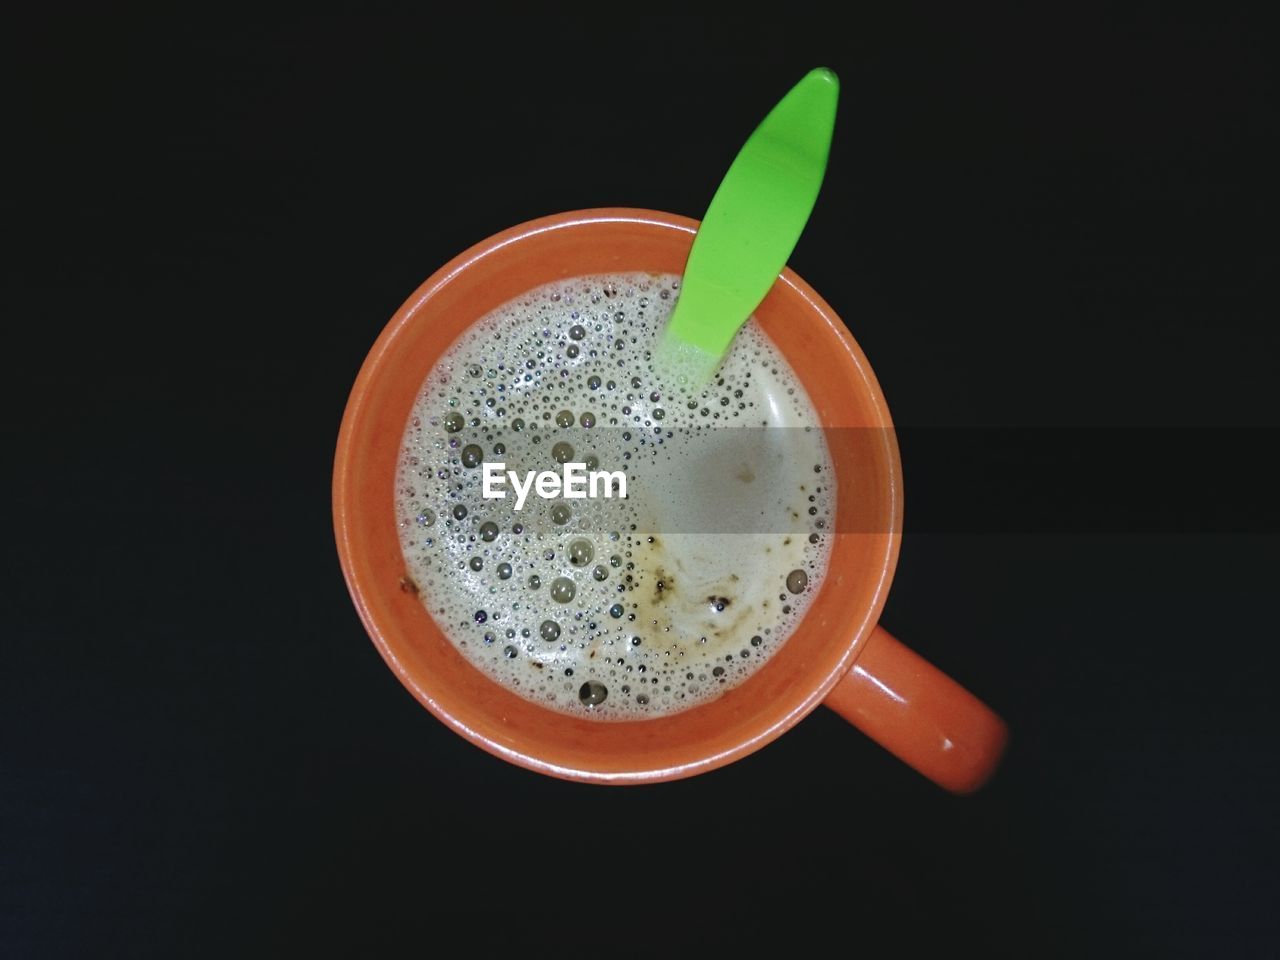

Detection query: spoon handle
(663, 67), (839, 381)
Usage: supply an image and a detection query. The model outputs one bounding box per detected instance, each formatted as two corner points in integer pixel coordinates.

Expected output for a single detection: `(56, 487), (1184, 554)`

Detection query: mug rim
(333, 208), (902, 783)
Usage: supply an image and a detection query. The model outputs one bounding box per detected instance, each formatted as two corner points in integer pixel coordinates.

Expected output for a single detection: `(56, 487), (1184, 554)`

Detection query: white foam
(395, 274), (834, 719)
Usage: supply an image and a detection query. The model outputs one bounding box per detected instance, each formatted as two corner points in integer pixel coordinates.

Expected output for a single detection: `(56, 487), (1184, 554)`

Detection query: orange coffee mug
(333, 209), (1008, 791)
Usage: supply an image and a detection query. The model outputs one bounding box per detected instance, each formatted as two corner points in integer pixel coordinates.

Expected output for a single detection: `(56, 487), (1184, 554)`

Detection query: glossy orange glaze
(333, 209), (1005, 789)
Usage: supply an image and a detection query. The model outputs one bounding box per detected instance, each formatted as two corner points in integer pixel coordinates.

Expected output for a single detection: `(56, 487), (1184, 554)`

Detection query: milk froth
(395, 274), (833, 719)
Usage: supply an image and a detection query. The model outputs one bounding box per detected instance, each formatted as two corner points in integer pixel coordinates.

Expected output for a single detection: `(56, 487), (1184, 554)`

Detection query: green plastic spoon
(657, 67), (839, 386)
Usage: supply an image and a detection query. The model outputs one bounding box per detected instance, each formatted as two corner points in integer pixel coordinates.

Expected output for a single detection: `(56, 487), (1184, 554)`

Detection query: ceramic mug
(333, 209), (1007, 790)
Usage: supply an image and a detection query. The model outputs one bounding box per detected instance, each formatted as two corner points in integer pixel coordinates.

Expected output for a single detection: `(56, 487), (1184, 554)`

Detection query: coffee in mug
(395, 273), (832, 718)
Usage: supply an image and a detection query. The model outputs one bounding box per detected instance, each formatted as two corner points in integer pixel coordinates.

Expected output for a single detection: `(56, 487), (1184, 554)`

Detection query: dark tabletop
(5, 10), (1277, 957)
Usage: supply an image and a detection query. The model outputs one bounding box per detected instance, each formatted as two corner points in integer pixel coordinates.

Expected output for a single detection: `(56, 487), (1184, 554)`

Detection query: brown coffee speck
(651, 568), (674, 604)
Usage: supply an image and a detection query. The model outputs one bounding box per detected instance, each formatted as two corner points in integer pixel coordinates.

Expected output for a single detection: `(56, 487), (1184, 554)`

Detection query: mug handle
(823, 625), (1009, 793)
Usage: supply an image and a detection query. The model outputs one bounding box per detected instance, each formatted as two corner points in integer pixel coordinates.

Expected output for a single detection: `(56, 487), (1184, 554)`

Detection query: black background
(5, 10), (1278, 957)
